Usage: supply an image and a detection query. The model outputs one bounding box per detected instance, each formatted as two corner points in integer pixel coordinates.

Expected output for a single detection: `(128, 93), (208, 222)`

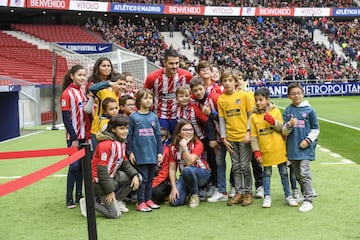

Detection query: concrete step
(3, 30), (50, 49)
(161, 31), (198, 63)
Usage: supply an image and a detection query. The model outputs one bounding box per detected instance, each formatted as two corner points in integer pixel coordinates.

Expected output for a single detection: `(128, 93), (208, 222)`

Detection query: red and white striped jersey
(144, 68), (193, 119)
(192, 92), (221, 141)
(60, 83), (90, 141)
(92, 140), (126, 183)
(169, 139), (210, 174)
(176, 103), (207, 140)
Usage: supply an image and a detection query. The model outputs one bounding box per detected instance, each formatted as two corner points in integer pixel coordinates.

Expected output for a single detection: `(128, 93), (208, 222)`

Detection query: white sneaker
(117, 200), (129, 212)
(292, 189), (303, 203)
(262, 195), (271, 208)
(285, 196), (298, 207)
(229, 187), (236, 198)
(79, 198), (87, 217)
(299, 201), (313, 212)
(207, 191), (229, 202)
(254, 186), (264, 199)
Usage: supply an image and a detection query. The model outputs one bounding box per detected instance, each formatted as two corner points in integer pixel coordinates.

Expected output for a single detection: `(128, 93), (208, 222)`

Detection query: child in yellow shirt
(250, 87), (298, 208)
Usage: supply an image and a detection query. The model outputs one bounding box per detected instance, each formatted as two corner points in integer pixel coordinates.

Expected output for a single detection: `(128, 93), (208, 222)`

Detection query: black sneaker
(75, 193), (84, 204)
(66, 196), (76, 209)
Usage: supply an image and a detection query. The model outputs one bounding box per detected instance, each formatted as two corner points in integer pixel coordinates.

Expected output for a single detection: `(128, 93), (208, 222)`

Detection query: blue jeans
(263, 162), (291, 198)
(66, 139), (85, 199)
(136, 164), (156, 203)
(215, 142), (227, 193)
(170, 166), (210, 206)
(288, 164), (298, 191)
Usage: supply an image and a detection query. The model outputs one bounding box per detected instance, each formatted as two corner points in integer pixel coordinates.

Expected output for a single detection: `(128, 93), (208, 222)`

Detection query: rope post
(81, 143), (97, 240)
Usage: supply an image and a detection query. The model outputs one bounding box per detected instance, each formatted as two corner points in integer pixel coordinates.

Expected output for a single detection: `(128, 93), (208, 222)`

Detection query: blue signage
(331, 8), (360, 16)
(251, 82), (360, 97)
(111, 3), (163, 14)
(57, 43), (112, 54)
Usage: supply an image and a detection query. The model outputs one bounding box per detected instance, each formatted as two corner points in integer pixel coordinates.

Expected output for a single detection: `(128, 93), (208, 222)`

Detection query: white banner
(69, 0), (108, 12)
(204, 6), (240, 16)
(294, 8), (331, 16)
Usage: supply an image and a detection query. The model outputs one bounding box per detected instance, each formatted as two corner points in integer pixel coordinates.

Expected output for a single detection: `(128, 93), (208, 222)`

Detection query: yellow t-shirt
(250, 108), (287, 167)
(217, 91), (253, 141)
(98, 117), (110, 133)
(91, 89), (118, 135)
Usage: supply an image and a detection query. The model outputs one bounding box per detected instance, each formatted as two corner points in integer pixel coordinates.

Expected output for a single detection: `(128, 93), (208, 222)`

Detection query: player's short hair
(220, 68), (240, 86)
(164, 48), (179, 61)
(107, 115), (129, 130)
(197, 60), (211, 74)
(176, 85), (191, 96)
(111, 73), (125, 82)
(102, 97), (117, 112)
(254, 87), (270, 99)
(189, 76), (205, 89)
(119, 95), (134, 106)
(287, 83), (304, 95)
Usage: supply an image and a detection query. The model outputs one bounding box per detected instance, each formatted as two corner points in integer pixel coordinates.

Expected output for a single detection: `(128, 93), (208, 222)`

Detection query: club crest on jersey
(236, 99), (241, 104)
(61, 99), (67, 107)
(101, 153), (107, 161)
(151, 120), (156, 126)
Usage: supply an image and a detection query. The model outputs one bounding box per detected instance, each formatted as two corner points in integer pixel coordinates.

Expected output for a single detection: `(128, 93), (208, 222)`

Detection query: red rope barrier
(0, 147), (78, 160)
(0, 148), (85, 197)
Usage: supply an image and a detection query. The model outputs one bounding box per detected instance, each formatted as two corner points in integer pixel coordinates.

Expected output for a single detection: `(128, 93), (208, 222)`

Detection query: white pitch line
(0, 174), (67, 180)
(317, 117), (360, 131)
(0, 131), (44, 144)
(277, 106), (360, 131)
(321, 160), (355, 165)
(330, 153), (341, 158)
(319, 147), (330, 153)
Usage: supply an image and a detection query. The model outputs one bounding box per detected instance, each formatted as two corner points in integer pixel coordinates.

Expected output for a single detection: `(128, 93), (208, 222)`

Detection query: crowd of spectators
(86, 16), (168, 65)
(319, 18), (359, 63)
(86, 15), (359, 85)
(85, 16), (193, 69)
(110, 0), (357, 8)
(180, 17), (359, 84)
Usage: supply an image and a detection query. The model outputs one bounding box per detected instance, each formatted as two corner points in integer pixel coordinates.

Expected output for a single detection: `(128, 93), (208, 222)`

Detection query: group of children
(60, 56), (319, 219)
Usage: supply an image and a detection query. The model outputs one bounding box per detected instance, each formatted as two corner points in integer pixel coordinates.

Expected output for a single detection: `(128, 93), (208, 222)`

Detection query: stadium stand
(87, 16), (359, 85)
(86, 16), (193, 69)
(87, 16), (167, 64)
(0, 25), (104, 85)
(11, 24), (102, 43)
(180, 17), (359, 84)
(0, 31), (67, 85)
(319, 18), (359, 64)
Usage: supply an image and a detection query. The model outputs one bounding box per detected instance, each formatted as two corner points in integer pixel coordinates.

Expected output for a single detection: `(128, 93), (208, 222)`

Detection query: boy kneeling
(81, 115), (141, 218)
